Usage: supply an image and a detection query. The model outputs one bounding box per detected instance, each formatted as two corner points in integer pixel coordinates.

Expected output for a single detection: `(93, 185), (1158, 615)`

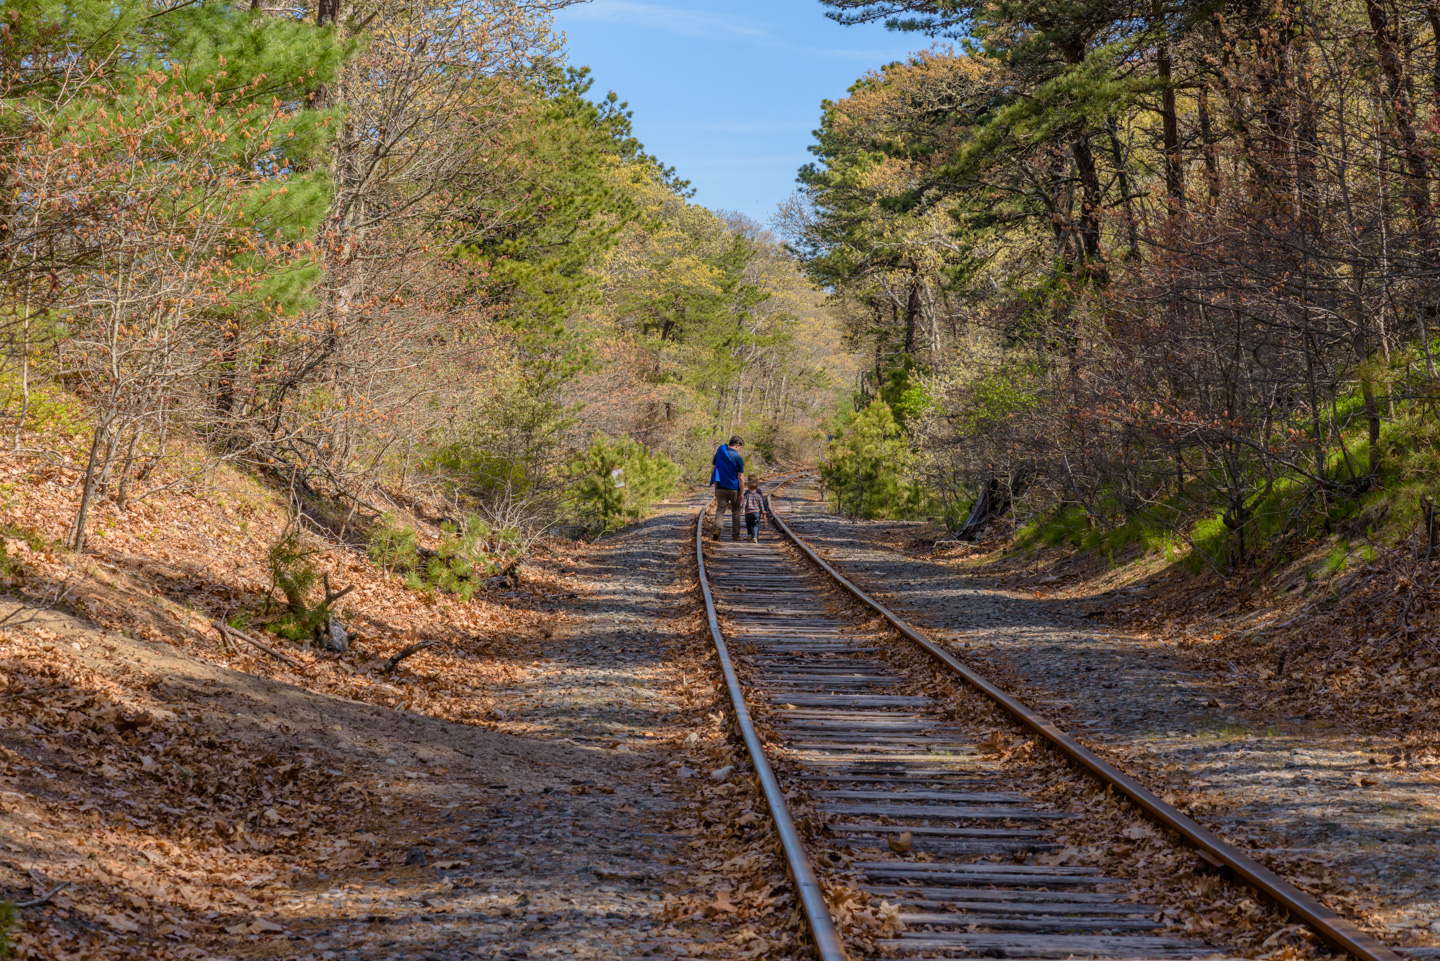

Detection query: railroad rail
(694, 472), (1400, 961)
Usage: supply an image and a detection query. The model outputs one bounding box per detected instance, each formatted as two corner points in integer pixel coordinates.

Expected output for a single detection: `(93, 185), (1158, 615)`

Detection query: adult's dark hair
(728, 435), (744, 447)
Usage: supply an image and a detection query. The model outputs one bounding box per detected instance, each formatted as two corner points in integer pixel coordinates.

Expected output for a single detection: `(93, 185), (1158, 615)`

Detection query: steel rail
(768, 472), (1400, 961)
(692, 499), (850, 961)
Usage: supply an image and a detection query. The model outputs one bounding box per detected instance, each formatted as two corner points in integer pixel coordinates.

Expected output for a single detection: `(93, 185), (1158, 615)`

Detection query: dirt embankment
(0, 440), (827, 960)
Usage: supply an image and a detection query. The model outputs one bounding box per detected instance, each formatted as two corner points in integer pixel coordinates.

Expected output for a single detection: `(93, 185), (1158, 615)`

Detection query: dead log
(381, 640), (443, 673)
(212, 621), (303, 669)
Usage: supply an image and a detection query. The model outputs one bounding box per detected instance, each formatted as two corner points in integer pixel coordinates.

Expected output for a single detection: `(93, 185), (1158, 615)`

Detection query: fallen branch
(321, 573), (355, 607)
(212, 621), (303, 669)
(382, 640), (443, 673)
(16, 881), (71, 908)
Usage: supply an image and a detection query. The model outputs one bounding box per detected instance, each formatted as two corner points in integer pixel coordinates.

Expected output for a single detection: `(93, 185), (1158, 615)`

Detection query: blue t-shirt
(710, 445), (744, 490)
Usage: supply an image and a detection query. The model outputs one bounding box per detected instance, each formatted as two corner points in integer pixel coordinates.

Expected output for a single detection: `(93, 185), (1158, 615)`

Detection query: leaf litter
(771, 488), (1436, 958)
(0, 439), (834, 960)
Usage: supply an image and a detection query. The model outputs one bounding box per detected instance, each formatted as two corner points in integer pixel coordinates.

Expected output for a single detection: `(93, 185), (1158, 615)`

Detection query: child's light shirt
(742, 490), (765, 515)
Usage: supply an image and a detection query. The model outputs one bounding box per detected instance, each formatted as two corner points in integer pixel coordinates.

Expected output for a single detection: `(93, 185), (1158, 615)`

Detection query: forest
(1, 0), (853, 557)
(11, 0), (1438, 579)
(797, 0), (1440, 578)
(4, 0), (1440, 959)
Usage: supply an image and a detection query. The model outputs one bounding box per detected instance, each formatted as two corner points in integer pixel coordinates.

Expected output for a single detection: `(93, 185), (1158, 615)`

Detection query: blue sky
(553, 0), (923, 222)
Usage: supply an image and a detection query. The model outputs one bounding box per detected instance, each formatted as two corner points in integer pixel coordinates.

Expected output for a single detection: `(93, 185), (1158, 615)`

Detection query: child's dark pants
(746, 512), (760, 539)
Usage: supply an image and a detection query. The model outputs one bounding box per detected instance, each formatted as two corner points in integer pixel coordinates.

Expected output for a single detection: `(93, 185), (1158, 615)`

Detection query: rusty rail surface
(693, 499), (850, 961)
(767, 472), (1400, 961)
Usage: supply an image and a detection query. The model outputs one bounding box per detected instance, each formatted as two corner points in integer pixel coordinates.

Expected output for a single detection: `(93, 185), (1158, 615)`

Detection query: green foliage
(9, 0), (344, 300)
(1015, 504), (1180, 558)
(421, 517), (524, 599)
(1322, 541), (1350, 576)
(563, 435), (681, 534)
(1015, 505), (1094, 550)
(367, 514), (419, 574)
(821, 400), (929, 519)
(463, 65), (665, 334)
(0, 899), (15, 958)
(265, 529), (334, 642)
(268, 530), (318, 618)
(948, 362), (1041, 437)
(429, 365), (574, 509)
(878, 356), (934, 429)
(363, 512), (527, 601)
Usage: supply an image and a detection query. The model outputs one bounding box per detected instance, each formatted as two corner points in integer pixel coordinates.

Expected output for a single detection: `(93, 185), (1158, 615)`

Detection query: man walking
(710, 435), (746, 541)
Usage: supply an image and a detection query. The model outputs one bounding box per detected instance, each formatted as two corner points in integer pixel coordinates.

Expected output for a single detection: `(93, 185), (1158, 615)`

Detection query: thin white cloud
(564, 0), (910, 58)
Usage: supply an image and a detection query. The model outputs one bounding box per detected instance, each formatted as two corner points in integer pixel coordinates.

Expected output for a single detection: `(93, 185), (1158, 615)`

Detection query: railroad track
(695, 473), (1400, 961)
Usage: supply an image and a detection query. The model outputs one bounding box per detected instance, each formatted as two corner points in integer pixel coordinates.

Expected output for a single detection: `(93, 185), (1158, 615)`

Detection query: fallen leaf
(711, 890), (740, 915)
(976, 731), (1007, 754)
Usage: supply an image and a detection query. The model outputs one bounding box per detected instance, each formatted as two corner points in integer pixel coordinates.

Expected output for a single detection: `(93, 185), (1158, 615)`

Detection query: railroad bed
(695, 473), (1402, 961)
(701, 506), (1228, 960)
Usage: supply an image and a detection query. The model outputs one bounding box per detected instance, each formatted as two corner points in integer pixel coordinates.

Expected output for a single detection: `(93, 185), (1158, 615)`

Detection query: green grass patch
(1321, 541), (1349, 575)
(1015, 504), (1094, 550)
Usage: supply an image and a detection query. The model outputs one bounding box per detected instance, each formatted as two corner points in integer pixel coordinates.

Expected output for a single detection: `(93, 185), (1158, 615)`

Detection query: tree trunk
(1198, 87), (1221, 205)
(1106, 119), (1142, 259)
(70, 420), (115, 553)
(1364, 0), (1438, 252)
(1428, 0), (1440, 102)
(1071, 129), (1108, 281)
(1156, 27), (1183, 205)
(903, 281), (920, 355)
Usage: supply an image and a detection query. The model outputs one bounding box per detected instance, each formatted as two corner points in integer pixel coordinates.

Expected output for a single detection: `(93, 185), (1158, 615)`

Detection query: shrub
(268, 529), (319, 626)
(367, 513), (420, 573)
(821, 400), (928, 520)
(266, 528), (345, 643)
(423, 515), (524, 598)
(562, 434), (681, 533)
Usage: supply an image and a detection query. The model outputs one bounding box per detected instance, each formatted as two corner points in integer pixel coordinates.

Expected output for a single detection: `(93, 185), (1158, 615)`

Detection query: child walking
(742, 477), (770, 542)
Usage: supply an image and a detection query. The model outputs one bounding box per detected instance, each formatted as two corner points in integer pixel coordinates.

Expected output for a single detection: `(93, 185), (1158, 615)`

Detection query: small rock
(677, 766), (696, 779)
(709, 765), (734, 780)
(405, 847), (428, 866)
(323, 617), (349, 653)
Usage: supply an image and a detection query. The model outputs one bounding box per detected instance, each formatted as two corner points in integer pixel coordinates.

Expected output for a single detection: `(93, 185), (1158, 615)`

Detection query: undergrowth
(1011, 372), (1440, 580)
(0, 900), (15, 958)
